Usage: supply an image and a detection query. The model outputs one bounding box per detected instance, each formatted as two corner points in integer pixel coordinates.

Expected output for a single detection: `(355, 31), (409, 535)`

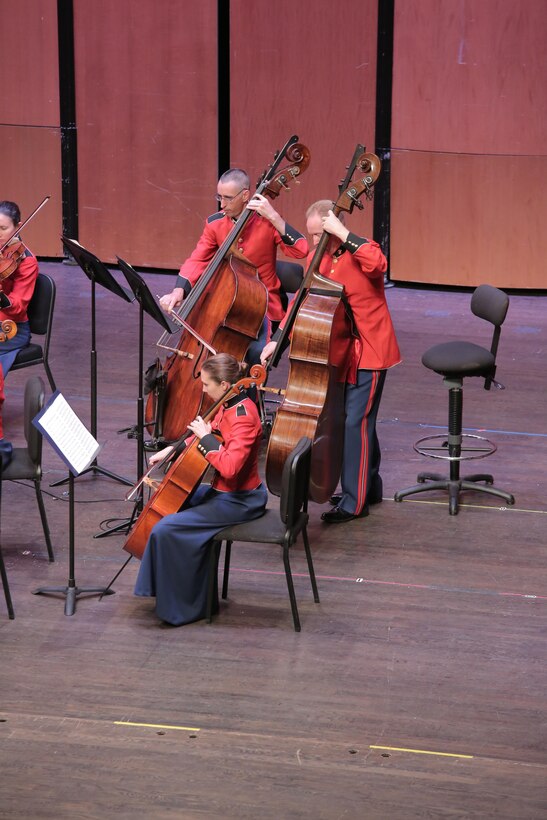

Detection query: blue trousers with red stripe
(339, 368), (387, 515)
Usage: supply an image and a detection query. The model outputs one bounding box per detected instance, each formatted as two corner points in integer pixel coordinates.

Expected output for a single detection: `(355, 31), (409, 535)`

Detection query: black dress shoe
(329, 492), (382, 507)
(321, 505), (369, 524)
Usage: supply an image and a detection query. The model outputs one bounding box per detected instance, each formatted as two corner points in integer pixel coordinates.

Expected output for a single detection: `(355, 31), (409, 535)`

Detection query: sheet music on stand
(31, 392), (113, 615)
(33, 391), (100, 475)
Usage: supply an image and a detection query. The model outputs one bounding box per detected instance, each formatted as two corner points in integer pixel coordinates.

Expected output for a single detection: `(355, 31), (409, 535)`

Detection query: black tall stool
(394, 284), (515, 515)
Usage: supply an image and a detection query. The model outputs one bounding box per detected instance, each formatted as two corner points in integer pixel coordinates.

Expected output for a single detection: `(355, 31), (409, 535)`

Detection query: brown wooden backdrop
(2, 0), (545, 287)
(2, 0), (62, 256)
(390, 0), (547, 288)
(229, 0), (379, 245)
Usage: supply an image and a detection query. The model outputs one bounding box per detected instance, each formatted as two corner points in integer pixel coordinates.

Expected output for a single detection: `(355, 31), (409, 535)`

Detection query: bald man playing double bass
(160, 168), (308, 364)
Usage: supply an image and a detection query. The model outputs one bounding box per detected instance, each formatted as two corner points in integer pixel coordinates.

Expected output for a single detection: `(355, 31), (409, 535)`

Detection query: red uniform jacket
(176, 394), (263, 493)
(0, 248), (38, 323)
(176, 211), (307, 322)
(278, 232), (401, 375)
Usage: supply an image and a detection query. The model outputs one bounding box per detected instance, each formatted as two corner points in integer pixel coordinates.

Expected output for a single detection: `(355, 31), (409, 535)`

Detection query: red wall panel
(392, 0), (546, 155)
(1, 0), (62, 256)
(391, 150), (547, 288)
(3, 0), (60, 128)
(230, 0), (380, 242)
(74, 0), (218, 268)
(390, 0), (547, 287)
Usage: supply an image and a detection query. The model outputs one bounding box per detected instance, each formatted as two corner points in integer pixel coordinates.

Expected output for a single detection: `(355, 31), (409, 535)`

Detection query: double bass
(265, 146), (381, 503)
(145, 136), (310, 443)
(124, 365), (266, 560)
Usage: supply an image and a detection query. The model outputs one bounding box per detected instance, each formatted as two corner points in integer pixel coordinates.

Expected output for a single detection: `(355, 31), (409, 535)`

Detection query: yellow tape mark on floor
(114, 720), (200, 732)
(370, 745), (473, 759)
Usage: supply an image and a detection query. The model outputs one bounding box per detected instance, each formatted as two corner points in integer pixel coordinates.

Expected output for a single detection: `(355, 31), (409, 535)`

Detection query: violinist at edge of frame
(159, 168), (308, 365)
(134, 352), (268, 627)
(0, 200), (39, 376)
(261, 200), (402, 524)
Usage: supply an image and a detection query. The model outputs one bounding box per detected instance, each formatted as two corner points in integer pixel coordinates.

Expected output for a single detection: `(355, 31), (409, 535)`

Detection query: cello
(265, 146), (381, 503)
(145, 136), (310, 443)
(124, 364), (266, 560)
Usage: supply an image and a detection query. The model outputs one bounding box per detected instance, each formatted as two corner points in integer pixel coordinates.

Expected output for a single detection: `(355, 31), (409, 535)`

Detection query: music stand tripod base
(33, 582), (115, 616)
(32, 473), (115, 615)
(50, 460), (133, 488)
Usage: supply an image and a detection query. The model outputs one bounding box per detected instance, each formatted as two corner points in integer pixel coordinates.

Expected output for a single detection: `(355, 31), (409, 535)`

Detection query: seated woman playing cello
(0, 201), (39, 376)
(134, 353), (267, 626)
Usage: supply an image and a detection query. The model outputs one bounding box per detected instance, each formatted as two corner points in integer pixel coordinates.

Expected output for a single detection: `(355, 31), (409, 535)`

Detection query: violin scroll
(0, 319), (17, 342)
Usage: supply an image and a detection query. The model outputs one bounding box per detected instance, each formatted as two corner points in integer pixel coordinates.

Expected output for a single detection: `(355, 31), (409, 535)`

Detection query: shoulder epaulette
(207, 211), (225, 224)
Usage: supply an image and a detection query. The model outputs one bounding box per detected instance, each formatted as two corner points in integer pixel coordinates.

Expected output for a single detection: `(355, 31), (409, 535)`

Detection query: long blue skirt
(134, 483), (268, 626)
(0, 321), (31, 375)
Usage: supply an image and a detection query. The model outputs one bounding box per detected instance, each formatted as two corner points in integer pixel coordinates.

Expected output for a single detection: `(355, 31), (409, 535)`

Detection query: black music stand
(31, 391), (115, 615)
(51, 237), (134, 488)
(94, 257), (174, 539)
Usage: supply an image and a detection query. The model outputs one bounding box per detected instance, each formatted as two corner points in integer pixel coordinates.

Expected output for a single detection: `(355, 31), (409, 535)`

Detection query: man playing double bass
(159, 168), (308, 364)
(261, 199), (401, 524)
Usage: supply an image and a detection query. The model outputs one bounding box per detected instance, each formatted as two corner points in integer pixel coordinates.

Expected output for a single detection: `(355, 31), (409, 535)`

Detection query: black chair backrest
(276, 261), (304, 295)
(471, 284), (509, 328)
(24, 376), (46, 465)
(27, 273), (55, 336)
(471, 284), (509, 367)
(279, 437), (312, 527)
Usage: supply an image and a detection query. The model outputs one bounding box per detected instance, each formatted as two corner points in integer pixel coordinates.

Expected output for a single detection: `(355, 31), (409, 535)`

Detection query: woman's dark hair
(0, 201), (21, 226)
(201, 353), (247, 385)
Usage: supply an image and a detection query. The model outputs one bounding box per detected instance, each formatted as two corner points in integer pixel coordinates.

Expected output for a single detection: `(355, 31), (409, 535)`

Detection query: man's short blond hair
(306, 199), (346, 226)
(306, 199), (334, 220)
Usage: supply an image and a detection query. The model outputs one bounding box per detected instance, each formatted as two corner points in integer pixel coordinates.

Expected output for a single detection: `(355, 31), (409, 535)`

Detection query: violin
(0, 196), (50, 283)
(0, 241), (26, 282)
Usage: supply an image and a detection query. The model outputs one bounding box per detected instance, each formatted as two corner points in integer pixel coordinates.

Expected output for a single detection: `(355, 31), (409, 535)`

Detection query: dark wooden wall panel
(391, 151), (547, 289)
(390, 0), (547, 288)
(230, 0), (379, 241)
(74, 0), (218, 268)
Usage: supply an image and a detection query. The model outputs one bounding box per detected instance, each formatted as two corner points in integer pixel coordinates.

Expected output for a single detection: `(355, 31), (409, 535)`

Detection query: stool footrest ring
(413, 432), (496, 462)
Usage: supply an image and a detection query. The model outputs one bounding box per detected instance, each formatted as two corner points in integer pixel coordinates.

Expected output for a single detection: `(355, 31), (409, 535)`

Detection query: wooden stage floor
(1, 262), (546, 819)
